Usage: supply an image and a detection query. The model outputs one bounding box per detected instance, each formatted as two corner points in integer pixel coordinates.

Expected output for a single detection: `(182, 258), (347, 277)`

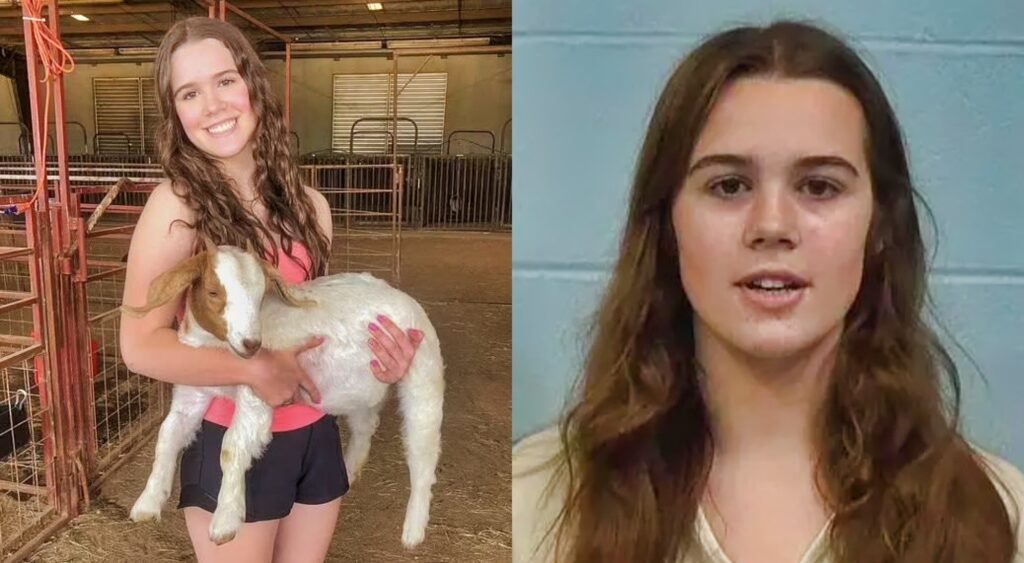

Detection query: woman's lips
(736, 284), (807, 311)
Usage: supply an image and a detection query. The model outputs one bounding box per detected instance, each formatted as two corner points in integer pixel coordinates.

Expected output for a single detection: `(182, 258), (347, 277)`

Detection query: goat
(122, 240), (444, 547)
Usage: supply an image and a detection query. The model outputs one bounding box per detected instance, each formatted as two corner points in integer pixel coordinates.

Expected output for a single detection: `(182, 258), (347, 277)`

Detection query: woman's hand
(368, 314), (424, 384)
(244, 336), (324, 406)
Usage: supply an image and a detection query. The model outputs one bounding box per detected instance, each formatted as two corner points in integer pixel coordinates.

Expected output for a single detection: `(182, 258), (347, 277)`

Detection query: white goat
(123, 240), (444, 547)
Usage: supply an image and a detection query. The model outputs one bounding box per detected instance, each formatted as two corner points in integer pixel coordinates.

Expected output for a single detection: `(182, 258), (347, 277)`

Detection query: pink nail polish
(376, 314), (387, 323)
(371, 359), (380, 369)
(369, 322), (379, 332)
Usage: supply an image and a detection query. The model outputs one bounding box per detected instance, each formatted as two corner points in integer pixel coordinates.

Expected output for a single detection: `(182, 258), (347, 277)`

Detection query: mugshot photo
(513, 1), (1024, 562)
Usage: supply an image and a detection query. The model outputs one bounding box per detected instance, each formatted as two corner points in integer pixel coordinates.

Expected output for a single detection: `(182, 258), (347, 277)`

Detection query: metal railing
(303, 153), (511, 232)
(0, 203), (64, 560)
(301, 162), (403, 282)
(0, 141), (513, 234)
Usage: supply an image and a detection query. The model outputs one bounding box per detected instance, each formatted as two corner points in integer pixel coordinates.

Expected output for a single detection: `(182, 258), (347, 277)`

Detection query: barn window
(93, 77), (159, 155)
(331, 72), (447, 154)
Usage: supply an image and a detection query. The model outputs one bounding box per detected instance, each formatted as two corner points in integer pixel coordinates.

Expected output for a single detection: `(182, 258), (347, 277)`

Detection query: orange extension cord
(13, 0), (75, 214)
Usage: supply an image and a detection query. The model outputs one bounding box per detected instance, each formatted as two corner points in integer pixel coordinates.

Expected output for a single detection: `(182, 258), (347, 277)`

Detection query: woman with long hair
(513, 20), (1023, 563)
(120, 17), (421, 561)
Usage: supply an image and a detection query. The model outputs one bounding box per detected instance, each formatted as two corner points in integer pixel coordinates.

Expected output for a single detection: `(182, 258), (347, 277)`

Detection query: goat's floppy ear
(121, 252), (207, 317)
(260, 259), (315, 308)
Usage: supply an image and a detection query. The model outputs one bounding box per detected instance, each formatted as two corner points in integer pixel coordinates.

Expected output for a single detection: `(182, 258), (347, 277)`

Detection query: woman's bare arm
(118, 180), (251, 386)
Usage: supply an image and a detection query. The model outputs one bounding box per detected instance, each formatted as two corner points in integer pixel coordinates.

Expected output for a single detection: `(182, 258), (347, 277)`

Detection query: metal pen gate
(301, 162), (403, 281)
(0, 167), (168, 561)
(303, 152), (511, 232)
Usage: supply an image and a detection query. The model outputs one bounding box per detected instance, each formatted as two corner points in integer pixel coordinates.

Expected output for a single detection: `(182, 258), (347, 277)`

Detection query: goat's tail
(395, 328), (444, 548)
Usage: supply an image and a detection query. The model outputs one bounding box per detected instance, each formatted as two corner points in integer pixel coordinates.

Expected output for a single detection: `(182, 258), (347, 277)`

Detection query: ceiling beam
(0, 7), (509, 36)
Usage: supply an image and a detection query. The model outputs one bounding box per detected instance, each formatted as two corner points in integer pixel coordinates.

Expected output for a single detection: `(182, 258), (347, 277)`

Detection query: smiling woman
(118, 16), (424, 563)
(512, 20), (1024, 563)
(169, 43), (257, 162)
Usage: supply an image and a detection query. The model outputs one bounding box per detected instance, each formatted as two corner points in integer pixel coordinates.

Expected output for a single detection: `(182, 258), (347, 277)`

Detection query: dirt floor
(20, 230), (511, 562)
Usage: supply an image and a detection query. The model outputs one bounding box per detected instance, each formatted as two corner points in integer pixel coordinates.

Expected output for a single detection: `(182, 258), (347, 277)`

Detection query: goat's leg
(342, 405), (381, 484)
(131, 386), (212, 522)
(208, 386), (272, 545)
(397, 372), (444, 548)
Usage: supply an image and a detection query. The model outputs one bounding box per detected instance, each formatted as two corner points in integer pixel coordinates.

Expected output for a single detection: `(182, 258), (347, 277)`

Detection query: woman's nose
(203, 91), (226, 115)
(743, 184), (800, 250)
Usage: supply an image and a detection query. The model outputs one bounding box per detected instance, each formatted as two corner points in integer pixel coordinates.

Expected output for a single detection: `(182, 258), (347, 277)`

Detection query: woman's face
(169, 37), (257, 161)
(672, 77), (874, 361)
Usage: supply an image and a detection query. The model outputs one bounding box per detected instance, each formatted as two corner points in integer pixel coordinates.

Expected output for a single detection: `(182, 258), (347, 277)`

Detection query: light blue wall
(512, 0), (1024, 467)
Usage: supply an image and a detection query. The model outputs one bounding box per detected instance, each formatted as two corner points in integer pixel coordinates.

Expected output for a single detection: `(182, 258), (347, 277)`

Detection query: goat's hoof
(209, 528), (237, 546)
(209, 509), (242, 545)
(129, 496), (163, 522)
(401, 524), (425, 549)
(209, 523), (239, 545)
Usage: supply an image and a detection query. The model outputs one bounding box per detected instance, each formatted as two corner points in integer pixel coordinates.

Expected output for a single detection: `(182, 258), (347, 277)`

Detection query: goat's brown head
(122, 238), (314, 358)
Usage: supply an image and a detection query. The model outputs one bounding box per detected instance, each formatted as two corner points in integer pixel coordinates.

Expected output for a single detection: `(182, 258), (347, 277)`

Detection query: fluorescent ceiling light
(293, 40), (383, 51)
(118, 47), (157, 56)
(367, 3), (383, 10)
(70, 14), (89, 21)
(389, 38), (491, 49)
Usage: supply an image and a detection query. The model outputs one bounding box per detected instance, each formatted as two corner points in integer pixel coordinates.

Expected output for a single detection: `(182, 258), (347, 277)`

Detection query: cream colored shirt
(513, 426), (1024, 563)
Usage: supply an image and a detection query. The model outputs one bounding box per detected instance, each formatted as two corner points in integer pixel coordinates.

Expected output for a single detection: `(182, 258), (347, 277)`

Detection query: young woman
(120, 17), (421, 562)
(513, 20), (1024, 563)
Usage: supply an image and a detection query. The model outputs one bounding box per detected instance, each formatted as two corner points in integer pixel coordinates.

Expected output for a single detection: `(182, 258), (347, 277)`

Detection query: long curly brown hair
(153, 17), (329, 278)
(552, 20), (1017, 563)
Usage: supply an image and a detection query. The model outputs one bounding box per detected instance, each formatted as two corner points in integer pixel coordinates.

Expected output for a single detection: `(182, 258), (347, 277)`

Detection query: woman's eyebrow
(794, 155), (860, 177)
(687, 154), (752, 177)
(173, 69), (238, 98)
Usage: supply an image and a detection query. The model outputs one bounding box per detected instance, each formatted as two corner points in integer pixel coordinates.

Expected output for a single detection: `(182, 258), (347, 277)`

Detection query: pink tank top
(181, 243), (326, 432)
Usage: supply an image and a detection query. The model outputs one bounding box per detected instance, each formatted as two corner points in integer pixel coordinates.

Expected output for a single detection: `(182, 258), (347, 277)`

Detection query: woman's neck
(695, 322), (841, 462)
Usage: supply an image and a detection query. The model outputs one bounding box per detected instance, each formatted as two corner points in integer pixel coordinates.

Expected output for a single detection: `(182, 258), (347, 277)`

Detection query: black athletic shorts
(177, 414), (349, 522)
